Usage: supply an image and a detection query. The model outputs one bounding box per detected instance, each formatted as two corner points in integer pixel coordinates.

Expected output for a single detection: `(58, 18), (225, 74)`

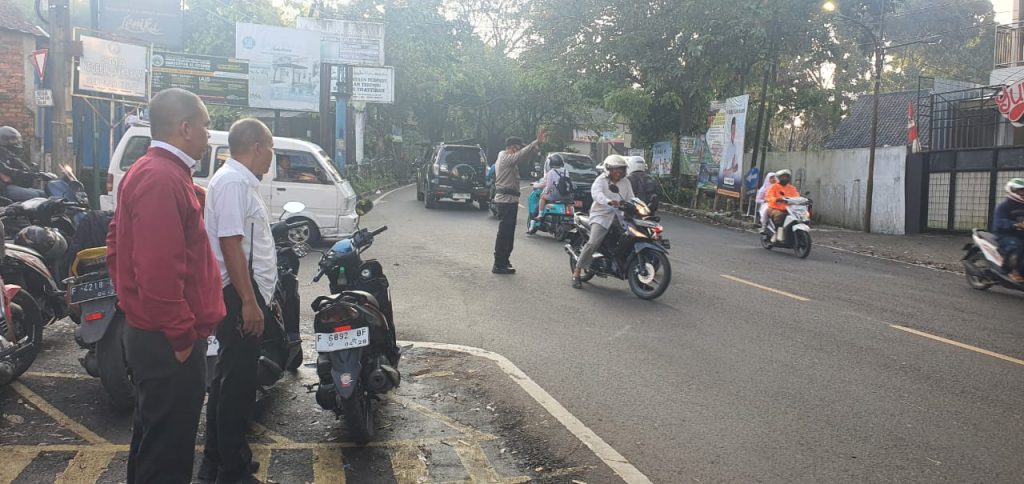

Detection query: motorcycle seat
(976, 231), (999, 245)
(577, 215), (591, 226)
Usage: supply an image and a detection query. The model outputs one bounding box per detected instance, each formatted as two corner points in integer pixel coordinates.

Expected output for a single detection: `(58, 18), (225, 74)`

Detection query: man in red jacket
(107, 88), (226, 484)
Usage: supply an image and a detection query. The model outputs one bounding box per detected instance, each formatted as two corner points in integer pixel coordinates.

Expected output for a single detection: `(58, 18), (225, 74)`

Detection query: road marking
(251, 422), (295, 444)
(251, 446), (270, 483)
(390, 394), (494, 439)
(720, 274), (811, 302)
(313, 446), (347, 484)
(402, 341), (654, 484)
(390, 441), (430, 484)
(454, 439), (503, 483)
(10, 381), (109, 445)
(54, 449), (116, 484)
(0, 449), (35, 483)
(890, 325), (1024, 367)
(374, 183), (414, 203)
(25, 371), (93, 380)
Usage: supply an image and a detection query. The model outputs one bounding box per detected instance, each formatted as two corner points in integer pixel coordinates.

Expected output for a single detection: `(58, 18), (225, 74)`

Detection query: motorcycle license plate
(207, 336), (220, 356)
(315, 327), (370, 352)
(452, 193), (471, 200)
(70, 278), (115, 304)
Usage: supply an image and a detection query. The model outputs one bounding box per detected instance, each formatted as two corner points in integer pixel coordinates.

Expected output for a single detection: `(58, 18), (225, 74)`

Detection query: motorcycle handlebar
(313, 267), (326, 283)
(371, 225), (388, 236)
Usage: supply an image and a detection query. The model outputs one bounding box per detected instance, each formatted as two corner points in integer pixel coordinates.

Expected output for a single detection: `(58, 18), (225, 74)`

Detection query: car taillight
(565, 205), (573, 215)
(574, 201), (583, 209)
(106, 174), (114, 193)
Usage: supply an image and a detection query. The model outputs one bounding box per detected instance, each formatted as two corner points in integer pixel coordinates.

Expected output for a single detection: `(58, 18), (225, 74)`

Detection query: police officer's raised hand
(241, 300), (265, 337)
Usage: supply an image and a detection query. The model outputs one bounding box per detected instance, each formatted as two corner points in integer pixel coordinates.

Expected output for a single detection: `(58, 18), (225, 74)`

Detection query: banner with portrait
(706, 95), (749, 198)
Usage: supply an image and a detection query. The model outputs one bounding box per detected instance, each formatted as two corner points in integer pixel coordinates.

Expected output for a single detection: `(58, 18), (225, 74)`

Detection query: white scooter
(760, 197), (813, 259)
(962, 229), (1024, 292)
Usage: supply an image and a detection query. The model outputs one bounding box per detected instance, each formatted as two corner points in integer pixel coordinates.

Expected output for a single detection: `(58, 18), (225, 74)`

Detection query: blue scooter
(526, 181), (578, 240)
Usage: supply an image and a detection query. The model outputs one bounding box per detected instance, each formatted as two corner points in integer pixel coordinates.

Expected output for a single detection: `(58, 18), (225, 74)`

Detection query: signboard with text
(351, 66), (394, 103)
(78, 36), (149, 98)
(99, 0), (183, 49)
(34, 89), (53, 107)
(651, 141), (672, 177)
(235, 23), (321, 112)
(152, 52), (249, 107)
(707, 94), (749, 198)
(297, 18), (385, 66)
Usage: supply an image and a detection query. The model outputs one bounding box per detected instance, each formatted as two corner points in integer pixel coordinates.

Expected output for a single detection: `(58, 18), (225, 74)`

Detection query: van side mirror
(356, 198), (374, 216)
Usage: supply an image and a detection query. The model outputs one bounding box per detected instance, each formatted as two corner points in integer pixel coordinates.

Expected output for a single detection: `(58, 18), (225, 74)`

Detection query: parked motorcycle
(0, 220), (45, 387)
(310, 203), (400, 443)
(565, 186), (672, 300)
(760, 196), (813, 259)
(962, 229), (1024, 292)
(41, 164), (90, 206)
(205, 202), (309, 398)
(2, 225), (69, 326)
(65, 246), (132, 409)
(526, 182), (581, 240)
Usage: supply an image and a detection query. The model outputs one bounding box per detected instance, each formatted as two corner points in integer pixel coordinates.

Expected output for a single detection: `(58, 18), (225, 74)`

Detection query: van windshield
(317, 150), (343, 182)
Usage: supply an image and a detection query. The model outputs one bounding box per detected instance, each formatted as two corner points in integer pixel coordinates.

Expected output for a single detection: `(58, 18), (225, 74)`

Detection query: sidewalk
(661, 204), (968, 273)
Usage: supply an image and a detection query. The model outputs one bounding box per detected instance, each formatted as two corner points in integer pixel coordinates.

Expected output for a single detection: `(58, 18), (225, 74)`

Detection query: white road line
(401, 341), (653, 484)
(374, 183), (415, 204)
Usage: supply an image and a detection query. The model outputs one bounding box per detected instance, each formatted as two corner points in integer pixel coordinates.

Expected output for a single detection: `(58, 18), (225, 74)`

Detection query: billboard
(680, 136), (712, 177)
(78, 36), (148, 98)
(296, 17), (385, 66)
(651, 141), (672, 177)
(707, 94), (749, 198)
(235, 23), (321, 112)
(99, 0), (183, 49)
(351, 66), (394, 103)
(151, 52), (249, 107)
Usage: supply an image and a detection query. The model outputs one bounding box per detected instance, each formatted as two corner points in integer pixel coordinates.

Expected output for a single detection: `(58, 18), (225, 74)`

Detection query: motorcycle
(565, 185), (672, 300)
(760, 196), (813, 259)
(40, 164), (90, 206)
(64, 246), (132, 409)
(1, 197), (88, 240)
(962, 228), (1024, 292)
(0, 219), (45, 387)
(205, 202), (309, 398)
(2, 227), (69, 326)
(526, 182), (581, 240)
(310, 203), (400, 443)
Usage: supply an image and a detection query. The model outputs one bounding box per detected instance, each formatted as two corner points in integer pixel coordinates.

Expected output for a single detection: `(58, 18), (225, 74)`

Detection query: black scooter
(310, 200), (401, 443)
(565, 185), (672, 300)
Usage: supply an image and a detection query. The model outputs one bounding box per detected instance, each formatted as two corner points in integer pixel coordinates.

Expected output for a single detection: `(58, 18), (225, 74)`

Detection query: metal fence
(920, 147), (1024, 232)
(923, 85), (1008, 152)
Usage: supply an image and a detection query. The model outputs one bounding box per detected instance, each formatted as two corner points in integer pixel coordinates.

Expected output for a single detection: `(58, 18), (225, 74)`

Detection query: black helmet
(16, 226), (67, 259)
(0, 126), (23, 149)
(548, 154), (564, 168)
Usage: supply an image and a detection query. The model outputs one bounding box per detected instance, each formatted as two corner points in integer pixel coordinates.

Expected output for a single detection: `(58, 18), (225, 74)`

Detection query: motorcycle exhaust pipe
(564, 244), (578, 261)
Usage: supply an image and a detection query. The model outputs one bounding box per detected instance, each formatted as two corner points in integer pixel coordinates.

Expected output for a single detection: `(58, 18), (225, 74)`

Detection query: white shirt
(205, 159), (277, 303)
(150, 140), (198, 172)
(589, 173), (635, 229)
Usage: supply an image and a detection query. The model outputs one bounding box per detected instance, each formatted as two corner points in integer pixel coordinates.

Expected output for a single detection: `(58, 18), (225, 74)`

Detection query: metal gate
(921, 147), (1024, 232)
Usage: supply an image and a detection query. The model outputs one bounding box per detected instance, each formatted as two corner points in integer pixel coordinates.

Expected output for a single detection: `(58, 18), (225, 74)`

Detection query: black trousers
(202, 284), (267, 481)
(494, 202), (519, 266)
(124, 324), (207, 484)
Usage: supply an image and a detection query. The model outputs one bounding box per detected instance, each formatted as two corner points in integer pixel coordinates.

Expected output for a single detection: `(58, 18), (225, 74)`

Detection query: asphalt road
(359, 183), (1024, 483)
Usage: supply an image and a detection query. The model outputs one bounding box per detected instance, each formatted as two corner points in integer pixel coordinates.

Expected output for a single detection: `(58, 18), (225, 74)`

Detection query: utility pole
(865, 0), (886, 234)
(751, 15), (779, 181)
(48, 0), (71, 171)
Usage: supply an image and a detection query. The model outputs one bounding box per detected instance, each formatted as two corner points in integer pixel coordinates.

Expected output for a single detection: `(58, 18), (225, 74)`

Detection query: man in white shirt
(572, 155), (634, 288)
(199, 118), (276, 484)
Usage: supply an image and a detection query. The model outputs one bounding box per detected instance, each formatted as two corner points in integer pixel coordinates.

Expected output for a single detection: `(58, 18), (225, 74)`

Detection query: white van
(102, 126), (359, 243)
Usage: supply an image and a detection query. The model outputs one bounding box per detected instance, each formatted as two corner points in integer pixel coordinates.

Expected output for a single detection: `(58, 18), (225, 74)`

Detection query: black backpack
(555, 169), (574, 198)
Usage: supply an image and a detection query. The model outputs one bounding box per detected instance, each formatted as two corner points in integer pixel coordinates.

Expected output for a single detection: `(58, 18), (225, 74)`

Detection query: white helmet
(603, 155), (628, 171)
(626, 156), (647, 174)
(1007, 178), (1024, 203)
(775, 169), (793, 178)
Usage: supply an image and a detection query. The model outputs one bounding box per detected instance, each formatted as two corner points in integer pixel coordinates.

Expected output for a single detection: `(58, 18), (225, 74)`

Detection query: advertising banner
(78, 36), (148, 98)
(152, 51), (249, 107)
(651, 141), (672, 177)
(297, 17), (385, 66)
(351, 66), (395, 103)
(99, 0), (183, 49)
(707, 94), (749, 198)
(627, 148), (644, 157)
(680, 136), (713, 178)
(235, 23), (321, 112)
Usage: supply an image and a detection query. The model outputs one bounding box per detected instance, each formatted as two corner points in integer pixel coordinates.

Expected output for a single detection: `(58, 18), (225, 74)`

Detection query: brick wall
(0, 31), (33, 145)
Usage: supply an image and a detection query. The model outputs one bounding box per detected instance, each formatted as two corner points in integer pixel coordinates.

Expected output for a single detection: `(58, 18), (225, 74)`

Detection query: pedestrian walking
(198, 119), (277, 484)
(106, 88), (226, 484)
(491, 128), (546, 274)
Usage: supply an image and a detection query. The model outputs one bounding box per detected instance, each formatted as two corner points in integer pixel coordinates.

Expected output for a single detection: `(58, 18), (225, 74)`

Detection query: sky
(994, 0), (1012, 23)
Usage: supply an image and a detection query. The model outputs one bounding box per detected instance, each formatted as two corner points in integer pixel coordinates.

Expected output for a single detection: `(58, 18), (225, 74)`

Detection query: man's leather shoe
(492, 265), (516, 275)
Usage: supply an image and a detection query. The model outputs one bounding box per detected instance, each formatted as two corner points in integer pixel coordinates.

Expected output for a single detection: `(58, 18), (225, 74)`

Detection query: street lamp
(824, 1), (940, 233)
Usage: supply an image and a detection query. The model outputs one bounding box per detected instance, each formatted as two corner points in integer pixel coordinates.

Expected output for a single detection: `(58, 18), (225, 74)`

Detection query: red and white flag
(907, 102), (921, 153)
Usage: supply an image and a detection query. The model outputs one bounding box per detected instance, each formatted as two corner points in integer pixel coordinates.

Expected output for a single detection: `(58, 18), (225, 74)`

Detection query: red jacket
(107, 147), (226, 351)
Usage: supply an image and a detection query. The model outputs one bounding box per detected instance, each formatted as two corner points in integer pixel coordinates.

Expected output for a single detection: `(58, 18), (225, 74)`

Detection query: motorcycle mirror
(356, 198), (374, 216)
(283, 201), (305, 214)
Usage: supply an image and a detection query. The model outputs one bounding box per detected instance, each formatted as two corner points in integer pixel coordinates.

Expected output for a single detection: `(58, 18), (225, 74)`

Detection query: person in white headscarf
(756, 171), (777, 232)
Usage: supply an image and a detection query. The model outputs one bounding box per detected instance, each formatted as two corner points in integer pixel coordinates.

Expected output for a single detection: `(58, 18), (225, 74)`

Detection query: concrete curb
(660, 203), (757, 231)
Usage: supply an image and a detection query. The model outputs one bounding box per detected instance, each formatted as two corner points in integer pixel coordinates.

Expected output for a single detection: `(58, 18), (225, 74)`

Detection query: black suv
(416, 144), (490, 210)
